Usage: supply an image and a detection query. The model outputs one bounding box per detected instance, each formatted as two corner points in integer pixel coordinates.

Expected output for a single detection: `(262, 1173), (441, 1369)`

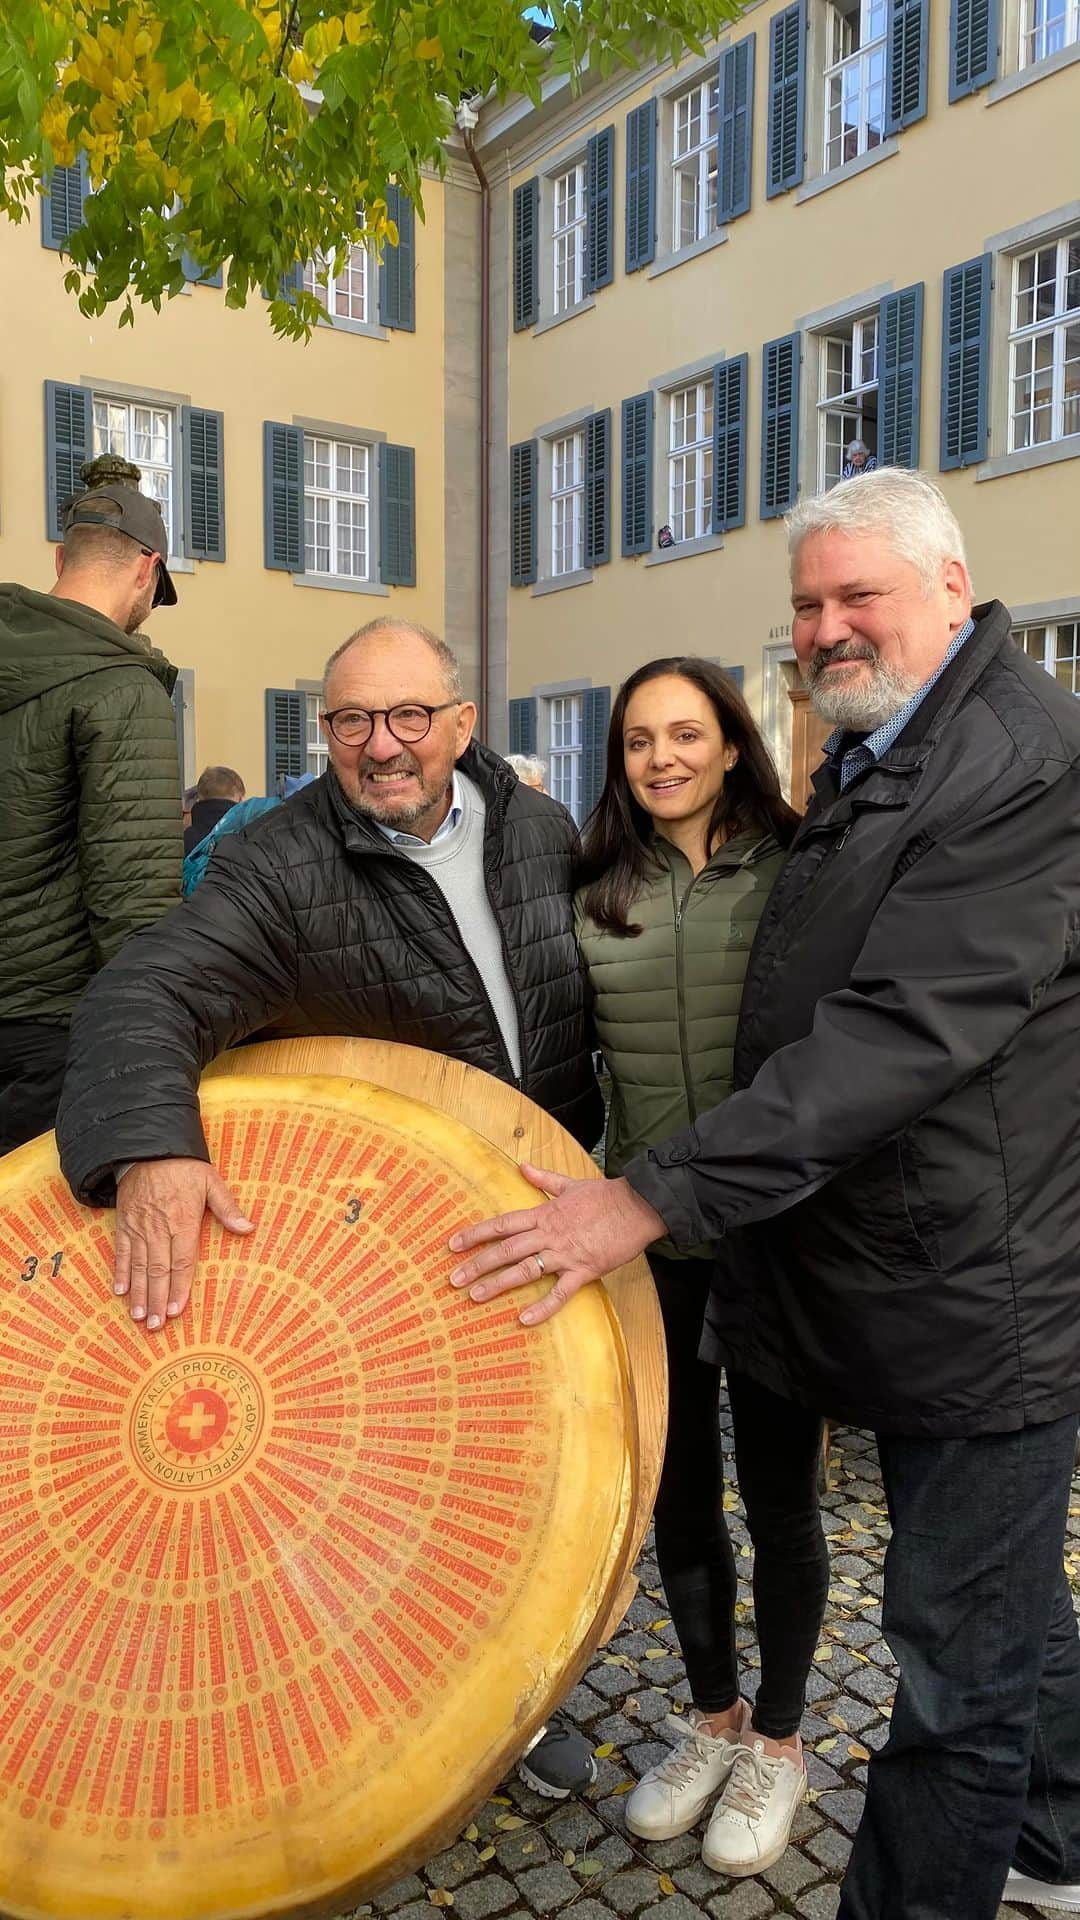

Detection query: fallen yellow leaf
(848, 1742), (871, 1761)
(495, 1813), (526, 1830)
(594, 1743), (615, 1758)
(658, 1874), (677, 1896)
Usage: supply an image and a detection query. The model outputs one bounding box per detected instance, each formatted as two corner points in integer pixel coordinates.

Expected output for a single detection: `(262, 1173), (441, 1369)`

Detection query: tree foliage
(0, 0), (743, 335)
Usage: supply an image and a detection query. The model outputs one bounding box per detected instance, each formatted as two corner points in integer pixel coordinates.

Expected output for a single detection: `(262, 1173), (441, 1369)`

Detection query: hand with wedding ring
(448, 1163), (667, 1326)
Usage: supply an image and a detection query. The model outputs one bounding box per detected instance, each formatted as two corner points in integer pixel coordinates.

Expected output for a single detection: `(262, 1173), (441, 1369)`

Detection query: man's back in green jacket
(0, 584), (182, 1026)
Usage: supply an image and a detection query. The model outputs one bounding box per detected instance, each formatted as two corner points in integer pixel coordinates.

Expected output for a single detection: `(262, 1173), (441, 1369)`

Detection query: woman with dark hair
(576, 658), (828, 1877)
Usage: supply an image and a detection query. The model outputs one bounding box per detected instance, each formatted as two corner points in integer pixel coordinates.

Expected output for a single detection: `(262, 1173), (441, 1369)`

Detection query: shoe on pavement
(624, 1711), (744, 1840)
(702, 1735), (806, 1877)
(1005, 1869), (1080, 1911)
(518, 1717), (598, 1799)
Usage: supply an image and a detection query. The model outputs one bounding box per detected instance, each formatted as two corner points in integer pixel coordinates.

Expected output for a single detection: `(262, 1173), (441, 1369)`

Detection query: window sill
(292, 573), (390, 596)
(169, 556), (196, 576)
(316, 314), (389, 340)
(988, 38), (1080, 102)
(647, 227), (729, 280)
(533, 298), (596, 338)
(644, 532), (725, 567)
(976, 436), (1080, 482)
(531, 568), (594, 597)
(795, 137), (900, 204)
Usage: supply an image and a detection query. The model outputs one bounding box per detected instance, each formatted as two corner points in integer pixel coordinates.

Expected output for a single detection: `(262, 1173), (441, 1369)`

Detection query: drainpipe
(458, 102), (491, 740)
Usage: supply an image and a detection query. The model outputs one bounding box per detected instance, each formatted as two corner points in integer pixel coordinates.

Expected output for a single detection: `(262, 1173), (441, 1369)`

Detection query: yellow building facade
(480, 0), (1080, 814)
(1, 5), (1076, 814)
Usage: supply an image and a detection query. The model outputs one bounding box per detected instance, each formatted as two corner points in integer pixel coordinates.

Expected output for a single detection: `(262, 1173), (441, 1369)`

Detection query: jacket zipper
(673, 870), (698, 1124)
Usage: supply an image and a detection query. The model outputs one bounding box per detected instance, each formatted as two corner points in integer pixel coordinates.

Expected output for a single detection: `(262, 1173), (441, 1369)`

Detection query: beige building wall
(483, 0), (1080, 796)
(0, 184), (451, 795)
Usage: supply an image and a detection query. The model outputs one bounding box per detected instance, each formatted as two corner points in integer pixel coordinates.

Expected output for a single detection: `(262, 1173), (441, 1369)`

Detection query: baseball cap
(62, 486), (178, 607)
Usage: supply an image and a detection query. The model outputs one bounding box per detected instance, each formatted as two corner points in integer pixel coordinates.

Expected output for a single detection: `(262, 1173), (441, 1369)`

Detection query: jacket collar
(807, 599), (1014, 820)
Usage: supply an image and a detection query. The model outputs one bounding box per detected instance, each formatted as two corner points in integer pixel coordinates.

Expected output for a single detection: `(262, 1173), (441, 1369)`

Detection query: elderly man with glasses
(55, 614), (603, 1801)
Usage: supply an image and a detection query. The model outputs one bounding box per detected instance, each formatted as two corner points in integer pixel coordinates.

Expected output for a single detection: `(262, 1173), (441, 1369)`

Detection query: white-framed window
(1019, 0), (1080, 64)
(302, 243), (369, 325)
(550, 430), (585, 577)
(1008, 233), (1080, 451)
(304, 692), (331, 776)
(552, 162), (587, 315)
(671, 74), (719, 249)
(548, 693), (584, 820)
(1016, 621), (1080, 693)
(303, 435), (371, 580)
(91, 395), (177, 553)
(816, 313), (879, 488)
(667, 379), (714, 541)
(823, 0), (888, 173)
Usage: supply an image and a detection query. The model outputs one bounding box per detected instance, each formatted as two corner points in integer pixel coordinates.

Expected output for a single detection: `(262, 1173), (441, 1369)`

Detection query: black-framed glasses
(321, 701), (459, 747)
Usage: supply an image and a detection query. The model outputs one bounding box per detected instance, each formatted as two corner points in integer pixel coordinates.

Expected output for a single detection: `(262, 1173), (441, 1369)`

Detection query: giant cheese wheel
(0, 1070), (640, 1920)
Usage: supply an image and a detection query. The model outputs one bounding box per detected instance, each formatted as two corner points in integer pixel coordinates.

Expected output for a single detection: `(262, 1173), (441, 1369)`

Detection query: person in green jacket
(0, 473), (182, 1154)
(575, 657), (828, 1878)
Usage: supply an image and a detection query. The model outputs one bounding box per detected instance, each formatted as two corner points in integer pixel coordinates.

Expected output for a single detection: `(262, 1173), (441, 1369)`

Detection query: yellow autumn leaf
(562, 1851), (576, 1867)
(612, 1779), (636, 1794)
(577, 1859), (603, 1875)
(416, 34), (442, 59)
(463, 1823), (479, 1842)
(594, 1742), (614, 1758)
(658, 1875), (677, 1896)
(813, 1645), (833, 1662)
(647, 1618), (671, 1631)
(722, 1490), (739, 1511)
(495, 1814), (526, 1830)
(489, 1795), (512, 1805)
(816, 1735), (838, 1753)
(477, 1844), (496, 1862)
(343, 9), (370, 43)
(828, 1713), (849, 1731)
(848, 1742), (871, 1761)
(643, 1648), (668, 1660)
(287, 47), (313, 82)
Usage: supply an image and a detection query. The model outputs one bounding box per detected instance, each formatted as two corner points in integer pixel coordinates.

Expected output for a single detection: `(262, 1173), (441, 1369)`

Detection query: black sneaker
(518, 1717), (598, 1799)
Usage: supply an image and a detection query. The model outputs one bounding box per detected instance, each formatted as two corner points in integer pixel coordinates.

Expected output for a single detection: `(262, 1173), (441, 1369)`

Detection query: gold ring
(534, 1254), (546, 1278)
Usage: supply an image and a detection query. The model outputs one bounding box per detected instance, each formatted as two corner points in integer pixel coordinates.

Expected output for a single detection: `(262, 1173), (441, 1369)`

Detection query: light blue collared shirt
(824, 617), (975, 793)
(372, 770), (465, 846)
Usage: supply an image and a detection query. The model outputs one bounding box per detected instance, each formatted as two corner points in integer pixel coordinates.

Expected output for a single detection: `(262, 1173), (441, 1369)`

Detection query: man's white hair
(505, 753), (547, 785)
(786, 468), (970, 595)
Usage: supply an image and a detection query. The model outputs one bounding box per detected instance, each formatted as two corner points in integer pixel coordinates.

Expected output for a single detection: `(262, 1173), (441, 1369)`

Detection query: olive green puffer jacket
(0, 585), (182, 1025)
(575, 829), (785, 1191)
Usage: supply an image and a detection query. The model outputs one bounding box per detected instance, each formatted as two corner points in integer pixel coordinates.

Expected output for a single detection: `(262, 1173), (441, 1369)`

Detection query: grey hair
(322, 619), (463, 703)
(786, 468), (970, 595)
(845, 438), (870, 459)
(505, 753), (547, 785)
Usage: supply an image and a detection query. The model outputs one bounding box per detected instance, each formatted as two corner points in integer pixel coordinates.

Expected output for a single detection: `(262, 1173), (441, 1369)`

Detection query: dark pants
(0, 1020), (69, 1156)
(649, 1252), (829, 1739)
(839, 1412), (1080, 1920)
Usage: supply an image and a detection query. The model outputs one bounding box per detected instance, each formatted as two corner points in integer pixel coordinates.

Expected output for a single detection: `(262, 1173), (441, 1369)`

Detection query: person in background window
(0, 459), (181, 1155)
(841, 438), (877, 479)
(506, 752), (548, 793)
(183, 765), (246, 855)
(574, 658), (825, 1879)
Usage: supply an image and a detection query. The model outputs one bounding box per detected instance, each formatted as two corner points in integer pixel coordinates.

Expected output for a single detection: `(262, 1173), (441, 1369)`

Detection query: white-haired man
(450, 470), (1080, 1916)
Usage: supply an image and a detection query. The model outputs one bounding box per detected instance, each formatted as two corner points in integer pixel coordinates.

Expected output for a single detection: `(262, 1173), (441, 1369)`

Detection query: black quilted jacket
(58, 743), (603, 1203)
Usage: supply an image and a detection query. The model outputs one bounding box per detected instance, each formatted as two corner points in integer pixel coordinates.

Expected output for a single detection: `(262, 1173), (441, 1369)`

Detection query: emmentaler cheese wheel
(0, 1073), (639, 1920)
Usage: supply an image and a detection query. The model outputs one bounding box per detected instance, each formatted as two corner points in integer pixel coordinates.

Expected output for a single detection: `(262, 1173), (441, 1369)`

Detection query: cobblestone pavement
(341, 1406), (1080, 1920)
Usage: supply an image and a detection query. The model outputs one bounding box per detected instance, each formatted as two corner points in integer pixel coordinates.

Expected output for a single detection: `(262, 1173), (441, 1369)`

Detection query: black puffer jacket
(58, 744), (603, 1203)
(625, 604), (1080, 1436)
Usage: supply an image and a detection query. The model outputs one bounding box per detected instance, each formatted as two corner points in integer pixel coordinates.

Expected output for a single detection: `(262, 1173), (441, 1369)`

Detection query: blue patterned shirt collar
(823, 617), (975, 793)
(373, 769), (465, 846)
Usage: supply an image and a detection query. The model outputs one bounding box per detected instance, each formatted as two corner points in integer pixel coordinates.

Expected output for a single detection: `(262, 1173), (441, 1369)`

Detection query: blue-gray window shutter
(940, 255), (991, 469)
(508, 697), (538, 756)
(379, 443), (416, 586)
(721, 664), (746, 690)
(887, 0), (929, 130)
(949, 0), (997, 97)
(513, 178), (540, 332)
(760, 333), (801, 519)
(586, 125), (615, 293)
(265, 690), (305, 795)
(718, 36), (756, 223)
(379, 185), (416, 331)
(878, 283), (924, 469)
(41, 158), (88, 251)
(181, 407), (225, 562)
(585, 409), (611, 568)
(510, 440), (538, 587)
(766, 3), (806, 197)
(45, 380), (92, 540)
(621, 391), (654, 556)
(181, 254), (223, 287)
(625, 100), (657, 273)
(581, 686), (612, 821)
(263, 421), (304, 572)
(713, 355), (748, 533)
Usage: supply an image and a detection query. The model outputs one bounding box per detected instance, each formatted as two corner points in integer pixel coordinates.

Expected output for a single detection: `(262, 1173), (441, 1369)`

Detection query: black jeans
(839, 1412), (1080, 1920)
(649, 1251), (829, 1739)
(0, 1020), (69, 1156)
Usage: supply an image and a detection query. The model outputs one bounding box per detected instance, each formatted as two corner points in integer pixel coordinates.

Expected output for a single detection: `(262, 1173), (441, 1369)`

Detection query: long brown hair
(578, 657), (797, 936)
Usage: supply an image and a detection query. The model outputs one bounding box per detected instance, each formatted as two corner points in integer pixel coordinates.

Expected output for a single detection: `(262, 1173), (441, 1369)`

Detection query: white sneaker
(1005, 1869), (1080, 1911)
(624, 1711), (743, 1840)
(701, 1735), (806, 1877)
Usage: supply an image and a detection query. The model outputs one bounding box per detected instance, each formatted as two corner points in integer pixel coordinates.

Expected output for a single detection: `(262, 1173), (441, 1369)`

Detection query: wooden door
(788, 687), (834, 811)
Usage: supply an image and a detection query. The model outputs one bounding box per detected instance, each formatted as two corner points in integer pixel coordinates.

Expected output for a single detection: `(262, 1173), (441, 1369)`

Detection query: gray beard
(805, 649), (922, 732)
